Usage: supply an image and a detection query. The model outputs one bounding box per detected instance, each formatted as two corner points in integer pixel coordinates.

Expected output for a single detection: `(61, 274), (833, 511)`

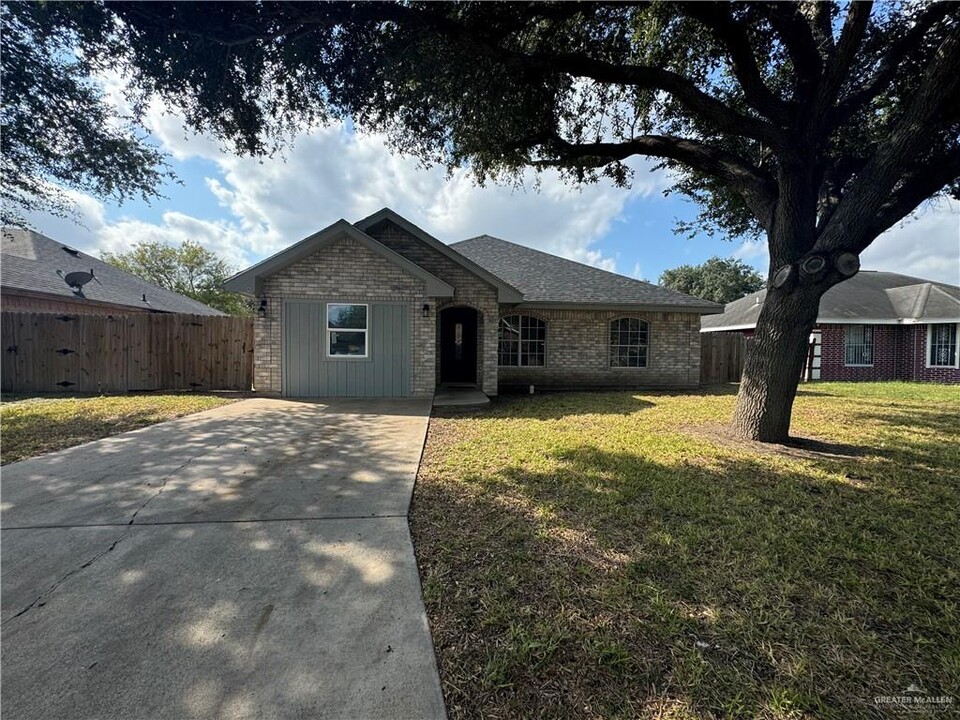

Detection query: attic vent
(61, 245), (80, 257)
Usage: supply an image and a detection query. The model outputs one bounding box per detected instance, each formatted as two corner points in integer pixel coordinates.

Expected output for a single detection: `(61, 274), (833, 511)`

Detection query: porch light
(422, 303), (430, 318)
(258, 298), (268, 318)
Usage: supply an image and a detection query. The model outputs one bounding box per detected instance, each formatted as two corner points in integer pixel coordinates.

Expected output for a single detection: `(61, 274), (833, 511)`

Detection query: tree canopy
(660, 257), (765, 305)
(0, 2), (171, 226)
(101, 240), (252, 316)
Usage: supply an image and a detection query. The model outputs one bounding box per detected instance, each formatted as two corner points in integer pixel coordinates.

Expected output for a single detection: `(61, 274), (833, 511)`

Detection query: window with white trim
(327, 303), (368, 357)
(498, 315), (545, 366)
(844, 325), (874, 366)
(927, 323), (958, 367)
(610, 318), (649, 368)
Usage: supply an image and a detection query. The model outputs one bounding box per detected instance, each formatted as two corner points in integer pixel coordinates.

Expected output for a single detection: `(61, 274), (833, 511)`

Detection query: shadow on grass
(485, 392), (657, 420)
(412, 423), (959, 719)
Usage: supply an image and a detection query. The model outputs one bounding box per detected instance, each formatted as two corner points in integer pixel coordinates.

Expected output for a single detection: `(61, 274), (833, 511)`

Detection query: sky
(22, 89), (960, 288)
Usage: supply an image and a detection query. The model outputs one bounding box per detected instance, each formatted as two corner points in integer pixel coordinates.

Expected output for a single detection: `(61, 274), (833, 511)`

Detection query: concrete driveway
(1, 398), (445, 720)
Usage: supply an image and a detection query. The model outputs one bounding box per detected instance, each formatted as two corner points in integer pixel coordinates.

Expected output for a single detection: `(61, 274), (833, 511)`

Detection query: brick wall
(255, 236), (433, 396)
(902, 323), (960, 383)
(819, 324), (898, 381)
(497, 308), (702, 390)
(819, 323), (960, 383)
(364, 220), (501, 395)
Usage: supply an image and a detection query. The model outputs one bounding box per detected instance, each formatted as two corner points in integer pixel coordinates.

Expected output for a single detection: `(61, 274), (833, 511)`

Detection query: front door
(439, 307), (478, 385)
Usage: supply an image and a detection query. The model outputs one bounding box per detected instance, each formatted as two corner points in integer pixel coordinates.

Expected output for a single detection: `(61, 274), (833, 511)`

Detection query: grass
(410, 382), (960, 719)
(0, 393), (236, 464)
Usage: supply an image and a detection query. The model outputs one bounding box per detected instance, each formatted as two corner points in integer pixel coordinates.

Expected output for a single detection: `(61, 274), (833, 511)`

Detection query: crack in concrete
(126, 455), (197, 526)
(2, 532), (128, 626)
(1, 435), (249, 627)
(125, 430), (258, 526)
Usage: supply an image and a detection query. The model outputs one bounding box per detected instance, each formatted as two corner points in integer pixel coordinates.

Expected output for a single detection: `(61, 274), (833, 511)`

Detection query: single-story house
(701, 271), (960, 384)
(224, 208), (721, 398)
(1, 228), (224, 316)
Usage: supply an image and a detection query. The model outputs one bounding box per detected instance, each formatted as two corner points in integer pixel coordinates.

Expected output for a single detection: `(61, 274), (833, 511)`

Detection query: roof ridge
(909, 283), (932, 319)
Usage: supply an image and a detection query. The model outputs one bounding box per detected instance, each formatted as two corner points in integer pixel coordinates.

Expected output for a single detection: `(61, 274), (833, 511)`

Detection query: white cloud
(732, 238), (769, 269)
(861, 199), (960, 285)
(27, 100), (667, 274)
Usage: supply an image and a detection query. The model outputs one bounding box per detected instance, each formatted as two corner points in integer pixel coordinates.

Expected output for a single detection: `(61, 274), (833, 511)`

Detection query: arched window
(498, 315), (546, 366)
(610, 318), (649, 367)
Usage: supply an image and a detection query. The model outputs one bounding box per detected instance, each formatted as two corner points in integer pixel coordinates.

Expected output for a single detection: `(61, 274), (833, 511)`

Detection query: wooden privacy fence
(1, 312), (253, 393)
(700, 331), (746, 385)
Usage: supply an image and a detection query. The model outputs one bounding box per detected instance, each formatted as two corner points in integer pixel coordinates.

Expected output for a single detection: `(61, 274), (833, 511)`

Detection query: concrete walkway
(1, 398), (445, 720)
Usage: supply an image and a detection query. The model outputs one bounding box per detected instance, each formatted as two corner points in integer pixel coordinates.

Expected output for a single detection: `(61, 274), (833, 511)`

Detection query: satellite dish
(57, 268), (101, 293)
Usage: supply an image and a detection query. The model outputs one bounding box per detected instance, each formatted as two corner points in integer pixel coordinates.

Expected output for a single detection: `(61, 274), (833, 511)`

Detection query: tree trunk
(731, 282), (825, 442)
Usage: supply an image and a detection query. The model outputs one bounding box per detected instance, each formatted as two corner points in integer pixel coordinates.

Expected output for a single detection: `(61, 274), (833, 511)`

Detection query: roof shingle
(1, 228), (225, 315)
(451, 235), (721, 312)
(700, 271), (960, 331)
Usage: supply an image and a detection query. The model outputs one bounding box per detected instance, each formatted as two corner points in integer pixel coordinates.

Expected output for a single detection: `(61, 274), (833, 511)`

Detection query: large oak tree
(13, 1), (960, 441)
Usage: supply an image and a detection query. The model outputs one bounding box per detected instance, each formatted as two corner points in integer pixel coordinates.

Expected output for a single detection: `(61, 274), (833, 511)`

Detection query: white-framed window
(326, 303), (368, 358)
(610, 318), (649, 368)
(498, 315), (545, 366)
(844, 325), (874, 366)
(927, 323), (959, 368)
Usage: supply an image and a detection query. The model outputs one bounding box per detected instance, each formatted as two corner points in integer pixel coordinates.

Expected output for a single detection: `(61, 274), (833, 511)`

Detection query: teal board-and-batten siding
(282, 300), (410, 397)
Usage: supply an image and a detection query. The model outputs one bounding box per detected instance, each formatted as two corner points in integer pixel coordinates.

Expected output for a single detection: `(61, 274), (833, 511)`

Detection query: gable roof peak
(354, 211), (523, 302)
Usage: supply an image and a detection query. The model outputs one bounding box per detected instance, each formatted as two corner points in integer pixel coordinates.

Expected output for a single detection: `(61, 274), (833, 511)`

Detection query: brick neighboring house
(224, 208), (722, 398)
(1, 228), (224, 316)
(701, 271), (960, 384)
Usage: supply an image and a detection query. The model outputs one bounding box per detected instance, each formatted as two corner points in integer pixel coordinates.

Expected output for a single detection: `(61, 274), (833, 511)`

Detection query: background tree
(660, 258), (765, 305)
(11, 1), (960, 441)
(101, 240), (252, 316)
(0, 2), (171, 226)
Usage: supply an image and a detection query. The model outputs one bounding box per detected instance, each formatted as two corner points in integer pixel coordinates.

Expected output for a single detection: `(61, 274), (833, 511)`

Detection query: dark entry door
(439, 307), (478, 384)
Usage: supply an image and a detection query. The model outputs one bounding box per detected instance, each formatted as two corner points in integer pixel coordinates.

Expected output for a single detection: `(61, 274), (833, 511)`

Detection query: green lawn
(0, 393), (236, 464)
(411, 382), (960, 719)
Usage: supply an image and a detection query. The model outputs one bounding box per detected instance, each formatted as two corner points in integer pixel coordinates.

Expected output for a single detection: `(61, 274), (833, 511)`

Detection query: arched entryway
(439, 306), (479, 385)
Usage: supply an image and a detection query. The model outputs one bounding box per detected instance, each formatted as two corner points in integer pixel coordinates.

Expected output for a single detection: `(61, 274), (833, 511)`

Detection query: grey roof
(223, 219), (454, 297)
(1, 228), (225, 315)
(451, 235), (722, 312)
(700, 271), (960, 331)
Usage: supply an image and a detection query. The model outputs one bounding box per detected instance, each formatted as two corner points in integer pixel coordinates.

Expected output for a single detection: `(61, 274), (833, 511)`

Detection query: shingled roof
(1, 228), (225, 315)
(451, 235), (721, 313)
(701, 271), (960, 332)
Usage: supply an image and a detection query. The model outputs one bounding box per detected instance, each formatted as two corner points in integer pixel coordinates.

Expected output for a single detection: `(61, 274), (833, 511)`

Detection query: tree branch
(530, 52), (784, 147)
(816, 27), (960, 254)
(537, 134), (776, 222)
(766, 4), (824, 94)
(680, 3), (792, 124)
(862, 146), (960, 249)
(836, 2), (953, 124)
(818, 1), (872, 112)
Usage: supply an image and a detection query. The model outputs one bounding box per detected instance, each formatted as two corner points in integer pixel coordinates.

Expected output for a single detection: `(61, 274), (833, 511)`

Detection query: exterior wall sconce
(257, 298), (268, 318)
(422, 303), (430, 318)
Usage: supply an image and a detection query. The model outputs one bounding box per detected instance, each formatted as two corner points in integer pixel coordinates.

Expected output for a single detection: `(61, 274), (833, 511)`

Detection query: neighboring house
(701, 271), (960, 384)
(224, 208), (721, 398)
(1, 228), (224, 316)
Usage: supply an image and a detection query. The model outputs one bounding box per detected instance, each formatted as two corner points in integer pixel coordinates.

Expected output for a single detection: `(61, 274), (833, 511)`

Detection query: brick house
(224, 208), (721, 398)
(701, 271), (960, 384)
(1, 228), (224, 316)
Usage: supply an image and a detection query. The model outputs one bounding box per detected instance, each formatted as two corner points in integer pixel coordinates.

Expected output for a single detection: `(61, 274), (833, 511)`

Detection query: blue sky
(26, 99), (960, 288)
